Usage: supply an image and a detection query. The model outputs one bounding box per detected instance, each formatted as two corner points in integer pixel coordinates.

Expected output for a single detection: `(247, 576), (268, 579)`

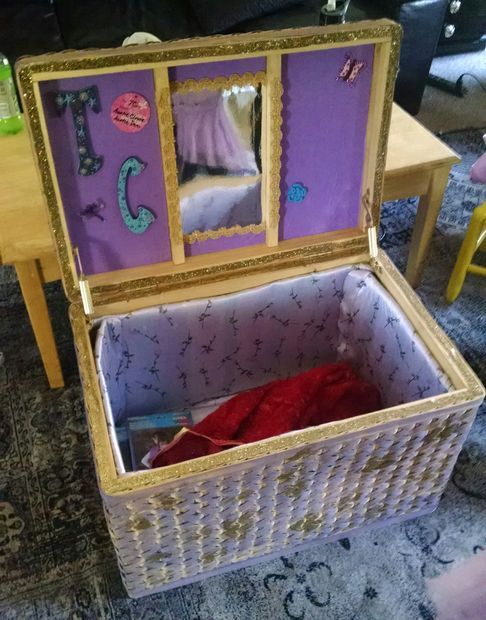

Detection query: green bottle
(0, 53), (23, 135)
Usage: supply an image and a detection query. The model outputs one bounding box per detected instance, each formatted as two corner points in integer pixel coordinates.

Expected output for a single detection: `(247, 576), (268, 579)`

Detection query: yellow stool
(446, 202), (486, 302)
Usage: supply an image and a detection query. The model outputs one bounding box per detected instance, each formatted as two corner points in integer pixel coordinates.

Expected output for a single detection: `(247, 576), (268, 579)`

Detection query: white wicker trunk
(103, 406), (476, 597)
(18, 21), (484, 597)
(90, 256), (482, 597)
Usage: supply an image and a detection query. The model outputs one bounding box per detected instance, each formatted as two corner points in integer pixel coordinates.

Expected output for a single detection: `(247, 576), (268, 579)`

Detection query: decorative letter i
(55, 86), (103, 176)
(117, 156), (155, 234)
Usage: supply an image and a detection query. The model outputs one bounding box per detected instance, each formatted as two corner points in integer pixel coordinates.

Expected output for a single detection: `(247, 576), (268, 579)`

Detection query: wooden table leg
(405, 165), (452, 288)
(15, 259), (64, 388)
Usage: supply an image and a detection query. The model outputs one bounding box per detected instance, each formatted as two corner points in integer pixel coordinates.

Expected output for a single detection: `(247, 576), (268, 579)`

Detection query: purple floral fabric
(95, 266), (451, 467)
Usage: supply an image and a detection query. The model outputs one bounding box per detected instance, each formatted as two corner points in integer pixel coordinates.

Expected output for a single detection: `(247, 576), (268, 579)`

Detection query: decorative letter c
(117, 156), (155, 234)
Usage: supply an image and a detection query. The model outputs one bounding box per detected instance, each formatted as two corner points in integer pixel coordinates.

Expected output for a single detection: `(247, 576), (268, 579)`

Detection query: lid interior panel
(38, 70), (172, 276)
(18, 21), (400, 302)
(280, 44), (374, 240)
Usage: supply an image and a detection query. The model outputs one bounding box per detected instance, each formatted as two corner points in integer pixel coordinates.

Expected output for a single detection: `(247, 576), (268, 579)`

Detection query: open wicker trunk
(18, 20), (484, 597)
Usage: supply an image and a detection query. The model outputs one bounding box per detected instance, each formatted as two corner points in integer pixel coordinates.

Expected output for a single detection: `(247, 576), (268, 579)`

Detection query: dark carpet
(0, 128), (485, 619)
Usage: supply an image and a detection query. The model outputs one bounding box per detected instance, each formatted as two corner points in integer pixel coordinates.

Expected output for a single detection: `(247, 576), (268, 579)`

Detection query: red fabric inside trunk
(151, 362), (381, 468)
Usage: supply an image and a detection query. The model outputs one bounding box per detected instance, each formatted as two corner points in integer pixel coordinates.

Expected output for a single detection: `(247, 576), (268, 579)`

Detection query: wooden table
(0, 124), (64, 389)
(0, 104), (460, 388)
(384, 105), (460, 285)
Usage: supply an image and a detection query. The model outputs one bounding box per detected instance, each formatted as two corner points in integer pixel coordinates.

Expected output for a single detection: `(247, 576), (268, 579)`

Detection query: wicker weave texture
(103, 407), (475, 597)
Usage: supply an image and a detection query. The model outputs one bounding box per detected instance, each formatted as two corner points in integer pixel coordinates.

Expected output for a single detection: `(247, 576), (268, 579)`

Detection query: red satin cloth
(151, 363), (381, 468)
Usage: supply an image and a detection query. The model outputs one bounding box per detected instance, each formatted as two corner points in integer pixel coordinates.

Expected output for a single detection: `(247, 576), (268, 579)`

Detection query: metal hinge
(362, 189), (378, 259)
(74, 247), (94, 316)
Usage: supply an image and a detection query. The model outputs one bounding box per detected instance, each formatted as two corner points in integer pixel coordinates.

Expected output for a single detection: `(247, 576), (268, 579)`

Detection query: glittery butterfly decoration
(287, 182), (308, 203)
(79, 200), (105, 222)
(336, 54), (366, 86)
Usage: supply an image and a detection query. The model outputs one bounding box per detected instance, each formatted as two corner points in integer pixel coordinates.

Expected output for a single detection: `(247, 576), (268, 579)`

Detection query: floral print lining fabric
(95, 266), (451, 445)
(338, 269), (451, 408)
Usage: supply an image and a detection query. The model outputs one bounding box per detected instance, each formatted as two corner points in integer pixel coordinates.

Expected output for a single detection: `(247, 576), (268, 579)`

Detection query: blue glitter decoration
(55, 86), (103, 176)
(117, 156), (155, 234)
(287, 182), (308, 203)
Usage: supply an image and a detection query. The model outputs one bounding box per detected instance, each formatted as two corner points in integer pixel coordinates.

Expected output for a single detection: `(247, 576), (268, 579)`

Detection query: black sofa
(2, 0), (447, 114)
(436, 0), (486, 55)
(347, 0), (448, 113)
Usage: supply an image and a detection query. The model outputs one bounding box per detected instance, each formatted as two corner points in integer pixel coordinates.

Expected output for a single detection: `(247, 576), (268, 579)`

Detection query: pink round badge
(111, 92), (150, 133)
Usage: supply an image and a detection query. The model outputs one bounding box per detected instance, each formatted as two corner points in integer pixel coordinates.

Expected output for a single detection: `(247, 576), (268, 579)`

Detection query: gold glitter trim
(290, 513), (321, 533)
(89, 236), (368, 306)
(282, 481), (306, 499)
(19, 22), (401, 78)
(268, 77), (283, 231)
(128, 516), (152, 531)
(221, 514), (253, 540)
(170, 71), (266, 93)
(17, 21), (401, 305)
(370, 30), (401, 226)
(157, 78), (185, 263)
(19, 73), (78, 300)
(183, 223), (266, 244)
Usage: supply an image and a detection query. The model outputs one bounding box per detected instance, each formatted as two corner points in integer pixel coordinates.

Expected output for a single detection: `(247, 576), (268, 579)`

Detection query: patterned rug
(0, 128), (485, 619)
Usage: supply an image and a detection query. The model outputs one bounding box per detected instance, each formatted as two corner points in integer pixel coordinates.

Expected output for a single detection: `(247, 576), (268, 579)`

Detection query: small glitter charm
(336, 54), (366, 86)
(287, 182), (308, 203)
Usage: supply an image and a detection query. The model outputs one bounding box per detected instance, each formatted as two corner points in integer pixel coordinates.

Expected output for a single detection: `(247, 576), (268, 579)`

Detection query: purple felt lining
(39, 70), (172, 275)
(280, 45), (374, 240)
